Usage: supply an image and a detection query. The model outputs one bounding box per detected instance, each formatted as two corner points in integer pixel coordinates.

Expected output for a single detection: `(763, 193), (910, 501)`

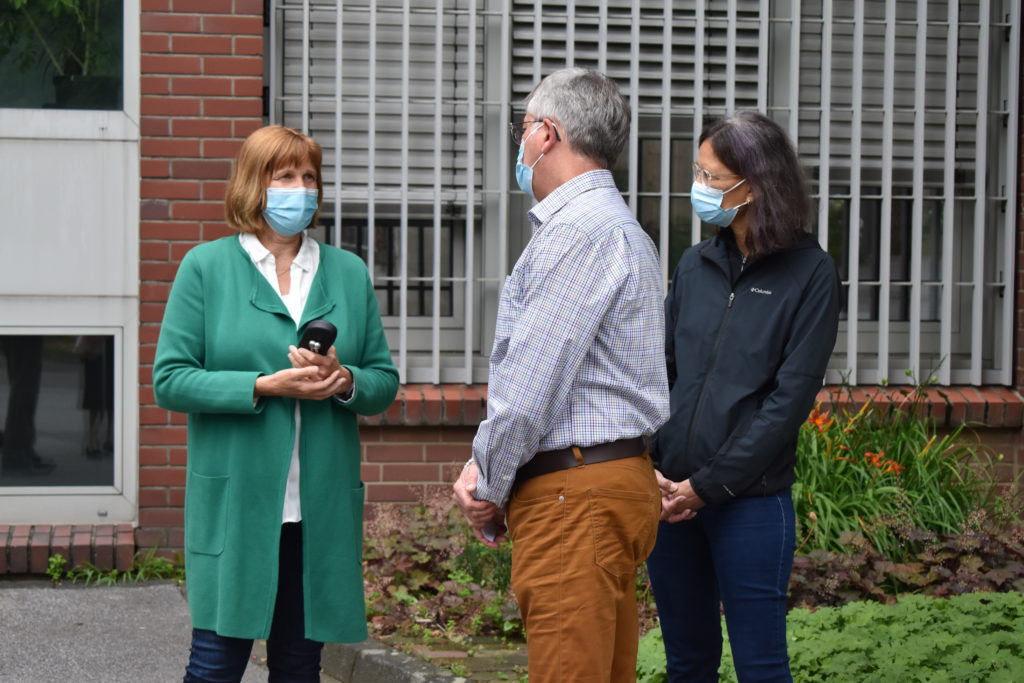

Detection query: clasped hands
(253, 345), (353, 400)
(452, 460), (508, 549)
(655, 470), (706, 523)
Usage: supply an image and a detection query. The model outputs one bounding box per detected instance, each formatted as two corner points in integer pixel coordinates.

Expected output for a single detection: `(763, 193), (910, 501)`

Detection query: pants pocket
(186, 472), (229, 556)
(506, 491), (562, 543)
(587, 487), (659, 577)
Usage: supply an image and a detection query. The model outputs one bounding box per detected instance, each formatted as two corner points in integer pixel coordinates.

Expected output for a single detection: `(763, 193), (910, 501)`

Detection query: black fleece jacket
(652, 228), (840, 505)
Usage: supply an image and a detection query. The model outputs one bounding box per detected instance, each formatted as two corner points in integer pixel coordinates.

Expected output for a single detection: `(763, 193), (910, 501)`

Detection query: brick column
(138, 0), (264, 549)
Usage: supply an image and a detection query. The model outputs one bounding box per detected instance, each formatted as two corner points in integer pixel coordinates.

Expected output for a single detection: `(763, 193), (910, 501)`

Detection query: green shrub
(637, 592), (1024, 682)
(794, 385), (1018, 560)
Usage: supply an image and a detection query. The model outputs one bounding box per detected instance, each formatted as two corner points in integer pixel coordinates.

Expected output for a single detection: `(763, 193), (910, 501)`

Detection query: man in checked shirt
(453, 68), (670, 682)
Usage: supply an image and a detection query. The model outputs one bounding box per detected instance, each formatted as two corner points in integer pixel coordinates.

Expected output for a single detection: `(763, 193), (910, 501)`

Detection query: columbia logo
(750, 287), (773, 295)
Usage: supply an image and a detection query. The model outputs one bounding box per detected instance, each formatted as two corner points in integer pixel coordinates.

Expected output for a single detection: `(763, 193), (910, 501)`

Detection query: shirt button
(558, 495), (565, 502)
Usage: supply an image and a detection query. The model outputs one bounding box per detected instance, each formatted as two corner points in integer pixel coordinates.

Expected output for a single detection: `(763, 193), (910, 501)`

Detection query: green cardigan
(153, 236), (399, 643)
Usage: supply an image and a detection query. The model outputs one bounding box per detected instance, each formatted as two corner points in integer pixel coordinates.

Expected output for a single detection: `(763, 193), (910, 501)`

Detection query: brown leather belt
(514, 437), (647, 485)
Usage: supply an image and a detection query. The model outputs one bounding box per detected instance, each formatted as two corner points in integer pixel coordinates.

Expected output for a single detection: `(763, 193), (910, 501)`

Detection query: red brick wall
(137, 0), (265, 549)
(360, 426), (474, 503)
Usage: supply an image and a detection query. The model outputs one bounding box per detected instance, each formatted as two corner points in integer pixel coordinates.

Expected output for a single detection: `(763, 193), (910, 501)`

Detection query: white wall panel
(0, 139), (139, 298)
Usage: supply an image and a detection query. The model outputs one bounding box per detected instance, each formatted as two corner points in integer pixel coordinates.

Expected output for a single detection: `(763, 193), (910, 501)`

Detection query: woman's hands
(654, 469), (706, 523)
(253, 345), (353, 400)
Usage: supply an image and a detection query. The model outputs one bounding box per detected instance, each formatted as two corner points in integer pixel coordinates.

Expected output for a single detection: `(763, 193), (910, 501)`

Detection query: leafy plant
(794, 383), (1017, 559)
(46, 553), (67, 583)
(788, 518), (1024, 608)
(637, 592), (1024, 682)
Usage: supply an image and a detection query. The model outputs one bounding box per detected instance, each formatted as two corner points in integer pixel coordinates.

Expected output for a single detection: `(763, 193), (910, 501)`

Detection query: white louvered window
(271, 0), (1019, 386)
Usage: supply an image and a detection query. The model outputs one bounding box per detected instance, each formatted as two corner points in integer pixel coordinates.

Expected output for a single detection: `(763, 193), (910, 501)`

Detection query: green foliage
(363, 490), (522, 639)
(46, 547), (184, 586)
(795, 384), (1018, 560)
(46, 553), (67, 583)
(637, 592), (1024, 682)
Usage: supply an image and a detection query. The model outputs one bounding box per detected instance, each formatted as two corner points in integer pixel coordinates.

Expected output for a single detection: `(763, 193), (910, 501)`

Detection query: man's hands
(452, 460), (508, 548)
(253, 345), (353, 400)
(655, 469), (706, 523)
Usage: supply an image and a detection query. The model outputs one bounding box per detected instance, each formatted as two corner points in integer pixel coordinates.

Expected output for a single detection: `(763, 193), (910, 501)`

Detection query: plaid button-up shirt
(472, 169), (670, 506)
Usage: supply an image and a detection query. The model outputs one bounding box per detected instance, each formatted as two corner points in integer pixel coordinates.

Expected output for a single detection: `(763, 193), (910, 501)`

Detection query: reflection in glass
(0, 1), (123, 110)
(0, 335), (115, 487)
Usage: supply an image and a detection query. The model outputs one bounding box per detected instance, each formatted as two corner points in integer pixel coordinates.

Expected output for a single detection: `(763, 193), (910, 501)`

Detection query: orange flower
(882, 460), (905, 475)
(864, 451), (884, 466)
(807, 408), (834, 433)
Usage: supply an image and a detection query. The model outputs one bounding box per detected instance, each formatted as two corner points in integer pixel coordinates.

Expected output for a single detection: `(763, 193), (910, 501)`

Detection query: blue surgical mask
(515, 128), (544, 201)
(263, 187), (319, 236)
(690, 178), (749, 227)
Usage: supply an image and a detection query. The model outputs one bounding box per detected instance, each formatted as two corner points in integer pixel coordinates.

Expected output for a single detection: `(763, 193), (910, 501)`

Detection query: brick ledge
(814, 385), (1024, 429)
(0, 524), (134, 576)
(364, 384), (1024, 429)
(359, 384), (487, 427)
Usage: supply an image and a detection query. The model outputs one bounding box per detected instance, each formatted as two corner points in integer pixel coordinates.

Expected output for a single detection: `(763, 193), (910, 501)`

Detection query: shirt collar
(527, 169), (617, 228)
(239, 232), (317, 272)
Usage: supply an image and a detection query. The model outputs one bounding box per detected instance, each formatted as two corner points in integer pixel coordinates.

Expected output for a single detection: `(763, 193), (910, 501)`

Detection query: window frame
(0, 1), (139, 142)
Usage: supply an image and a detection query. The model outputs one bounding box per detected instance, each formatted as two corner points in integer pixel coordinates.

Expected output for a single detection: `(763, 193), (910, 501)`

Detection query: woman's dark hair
(700, 111), (811, 257)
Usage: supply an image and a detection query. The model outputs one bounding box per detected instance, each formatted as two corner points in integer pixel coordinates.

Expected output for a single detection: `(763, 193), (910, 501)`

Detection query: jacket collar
(698, 227), (819, 277)
(698, 228), (739, 279)
(299, 258), (335, 326)
(235, 234), (336, 324)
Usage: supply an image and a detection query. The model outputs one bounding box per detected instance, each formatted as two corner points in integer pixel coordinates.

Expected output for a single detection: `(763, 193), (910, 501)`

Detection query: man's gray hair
(525, 68), (630, 169)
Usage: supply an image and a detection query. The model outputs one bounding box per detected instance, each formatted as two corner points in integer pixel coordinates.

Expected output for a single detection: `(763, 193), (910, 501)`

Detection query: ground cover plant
(362, 489), (521, 641)
(788, 520), (1024, 608)
(636, 591), (1024, 682)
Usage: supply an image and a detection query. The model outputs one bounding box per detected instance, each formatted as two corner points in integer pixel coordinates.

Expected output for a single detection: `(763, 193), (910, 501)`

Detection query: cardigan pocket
(186, 472), (229, 556)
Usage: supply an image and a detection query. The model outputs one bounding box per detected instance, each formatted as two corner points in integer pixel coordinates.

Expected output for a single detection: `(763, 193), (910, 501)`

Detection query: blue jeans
(647, 490), (795, 683)
(183, 523), (323, 683)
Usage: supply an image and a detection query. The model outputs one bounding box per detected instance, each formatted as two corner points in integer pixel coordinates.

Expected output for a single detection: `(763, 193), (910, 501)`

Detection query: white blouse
(239, 232), (319, 523)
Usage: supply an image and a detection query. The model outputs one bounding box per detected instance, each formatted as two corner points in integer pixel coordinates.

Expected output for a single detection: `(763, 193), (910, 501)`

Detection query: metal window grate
(271, 0), (1020, 386)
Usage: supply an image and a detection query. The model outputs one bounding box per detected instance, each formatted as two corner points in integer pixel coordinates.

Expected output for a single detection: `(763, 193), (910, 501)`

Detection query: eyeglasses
(508, 119), (562, 145)
(692, 161), (742, 185)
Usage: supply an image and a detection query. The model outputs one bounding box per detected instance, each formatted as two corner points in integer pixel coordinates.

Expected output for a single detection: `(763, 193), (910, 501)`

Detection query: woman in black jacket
(648, 112), (840, 682)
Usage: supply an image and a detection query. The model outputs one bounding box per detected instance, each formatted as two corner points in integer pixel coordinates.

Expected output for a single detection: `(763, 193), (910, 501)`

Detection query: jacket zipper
(685, 251), (748, 462)
(685, 286), (738, 457)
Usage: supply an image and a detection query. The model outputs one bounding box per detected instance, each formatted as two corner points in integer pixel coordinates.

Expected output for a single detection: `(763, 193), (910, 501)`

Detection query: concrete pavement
(0, 580), (268, 683)
(0, 579), (459, 683)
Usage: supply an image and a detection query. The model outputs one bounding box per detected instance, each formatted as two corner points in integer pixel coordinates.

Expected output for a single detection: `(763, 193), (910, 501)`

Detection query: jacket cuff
(689, 472), (734, 507)
(332, 368), (357, 405)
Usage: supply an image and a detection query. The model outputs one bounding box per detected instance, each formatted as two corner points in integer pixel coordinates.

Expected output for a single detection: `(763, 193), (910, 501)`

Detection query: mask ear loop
(723, 177), (747, 194)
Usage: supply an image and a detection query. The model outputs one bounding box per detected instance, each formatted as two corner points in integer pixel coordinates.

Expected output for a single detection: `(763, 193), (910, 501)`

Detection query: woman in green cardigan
(154, 125), (399, 682)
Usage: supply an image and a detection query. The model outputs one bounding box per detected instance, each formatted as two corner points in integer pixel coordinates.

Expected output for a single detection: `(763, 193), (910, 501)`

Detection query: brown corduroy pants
(506, 451), (661, 682)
